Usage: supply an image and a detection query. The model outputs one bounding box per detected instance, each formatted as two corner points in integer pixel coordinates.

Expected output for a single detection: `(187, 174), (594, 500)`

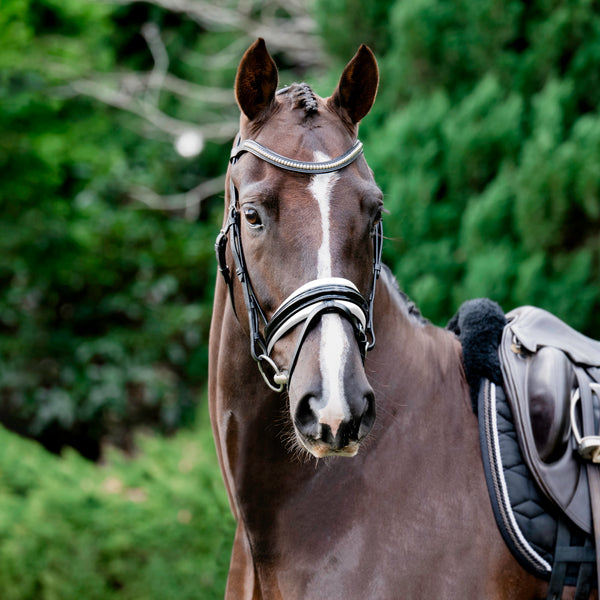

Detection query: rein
(215, 135), (383, 392)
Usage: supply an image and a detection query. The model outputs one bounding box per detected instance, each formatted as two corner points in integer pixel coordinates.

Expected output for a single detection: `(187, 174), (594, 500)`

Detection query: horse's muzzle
(293, 388), (376, 457)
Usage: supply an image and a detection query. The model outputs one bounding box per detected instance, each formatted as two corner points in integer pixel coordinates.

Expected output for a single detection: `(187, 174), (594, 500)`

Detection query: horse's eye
(372, 207), (383, 229)
(243, 207), (262, 228)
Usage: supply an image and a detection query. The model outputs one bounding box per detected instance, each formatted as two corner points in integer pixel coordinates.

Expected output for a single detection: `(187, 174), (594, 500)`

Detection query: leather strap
(265, 279), (368, 353)
(582, 372), (600, 591)
(547, 520), (597, 599)
(285, 300), (368, 386)
(587, 465), (600, 590)
(547, 521), (574, 600)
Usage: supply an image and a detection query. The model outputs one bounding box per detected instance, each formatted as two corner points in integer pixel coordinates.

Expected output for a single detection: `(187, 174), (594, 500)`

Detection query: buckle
(215, 230), (232, 286)
(570, 384), (600, 463)
(257, 354), (288, 393)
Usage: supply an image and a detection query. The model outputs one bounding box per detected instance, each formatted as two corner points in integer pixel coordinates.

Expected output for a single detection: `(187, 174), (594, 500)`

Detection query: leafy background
(1, 0), (600, 597)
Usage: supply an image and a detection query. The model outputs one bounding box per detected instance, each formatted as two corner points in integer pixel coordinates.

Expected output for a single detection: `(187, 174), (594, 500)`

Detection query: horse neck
(370, 270), (471, 421)
(209, 274), (301, 516)
(209, 266), (472, 519)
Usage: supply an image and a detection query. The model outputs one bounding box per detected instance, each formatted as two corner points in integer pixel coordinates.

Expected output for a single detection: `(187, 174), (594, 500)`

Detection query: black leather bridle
(215, 134), (383, 392)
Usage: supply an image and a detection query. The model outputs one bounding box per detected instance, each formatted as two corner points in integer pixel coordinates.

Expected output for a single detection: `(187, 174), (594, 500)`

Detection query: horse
(208, 38), (579, 599)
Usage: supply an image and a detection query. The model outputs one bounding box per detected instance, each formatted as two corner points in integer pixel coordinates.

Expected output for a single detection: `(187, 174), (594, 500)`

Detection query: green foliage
(0, 0), (227, 455)
(4, 0), (600, 595)
(0, 412), (234, 599)
(313, 0), (397, 59)
(316, 0), (600, 336)
(0, 0), (321, 454)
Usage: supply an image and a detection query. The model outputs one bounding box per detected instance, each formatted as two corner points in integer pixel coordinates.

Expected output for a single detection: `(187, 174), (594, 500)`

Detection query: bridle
(215, 132), (383, 392)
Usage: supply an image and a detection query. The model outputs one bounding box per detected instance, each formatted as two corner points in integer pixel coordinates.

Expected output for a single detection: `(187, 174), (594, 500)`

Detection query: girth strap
(546, 521), (597, 600)
(579, 372), (600, 592)
(587, 466), (600, 593)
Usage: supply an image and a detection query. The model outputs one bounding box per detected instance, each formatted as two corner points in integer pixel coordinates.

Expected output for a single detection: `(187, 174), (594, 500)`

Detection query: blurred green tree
(315, 0), (600, 336)
(6, 0), (600, 458)
(0, 0), (321, 457)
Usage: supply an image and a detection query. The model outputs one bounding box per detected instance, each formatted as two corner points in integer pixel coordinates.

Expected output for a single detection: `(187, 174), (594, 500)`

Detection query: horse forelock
(278, 83), (319, 116)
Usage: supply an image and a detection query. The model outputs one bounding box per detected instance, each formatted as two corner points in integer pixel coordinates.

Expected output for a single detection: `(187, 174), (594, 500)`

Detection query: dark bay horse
(209, 38), (557, 599)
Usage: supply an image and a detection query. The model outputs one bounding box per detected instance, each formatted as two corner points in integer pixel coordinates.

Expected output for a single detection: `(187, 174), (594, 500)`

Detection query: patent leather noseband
(215, 134), (383, 392)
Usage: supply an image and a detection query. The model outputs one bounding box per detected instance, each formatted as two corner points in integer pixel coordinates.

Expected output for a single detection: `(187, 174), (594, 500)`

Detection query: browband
(230, 139), (364, 174)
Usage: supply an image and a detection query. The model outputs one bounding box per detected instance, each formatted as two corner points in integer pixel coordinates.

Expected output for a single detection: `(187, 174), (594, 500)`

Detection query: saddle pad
(478, 378), (556, 579)
(479, 378), (597, 590)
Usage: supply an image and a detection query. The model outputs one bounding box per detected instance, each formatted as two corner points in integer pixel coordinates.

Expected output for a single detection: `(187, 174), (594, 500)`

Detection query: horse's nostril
(358, 391), (376, 440)
(320, 423), (335, 445)
(295, 394), (320, 437)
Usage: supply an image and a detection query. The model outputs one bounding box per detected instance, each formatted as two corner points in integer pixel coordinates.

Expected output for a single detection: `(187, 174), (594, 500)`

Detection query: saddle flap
(526, 346), (574, 463)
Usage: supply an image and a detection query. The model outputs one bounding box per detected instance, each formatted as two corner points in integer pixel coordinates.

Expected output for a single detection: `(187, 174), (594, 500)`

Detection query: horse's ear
(328, 44), (379, 125)
(235, 38), (279, 121)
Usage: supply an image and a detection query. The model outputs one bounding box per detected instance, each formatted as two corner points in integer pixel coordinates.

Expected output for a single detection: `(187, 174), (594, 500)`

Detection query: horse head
(218, 38), (381, 458)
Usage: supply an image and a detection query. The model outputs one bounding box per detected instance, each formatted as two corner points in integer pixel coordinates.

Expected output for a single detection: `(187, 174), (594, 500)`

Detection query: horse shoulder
(208, 280), (248, 521)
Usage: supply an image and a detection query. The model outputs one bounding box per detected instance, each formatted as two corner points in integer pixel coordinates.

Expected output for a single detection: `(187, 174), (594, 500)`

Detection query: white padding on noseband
(266, 278), (367, 354)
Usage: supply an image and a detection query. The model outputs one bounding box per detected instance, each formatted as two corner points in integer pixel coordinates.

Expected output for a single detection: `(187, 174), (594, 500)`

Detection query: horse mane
(278, 83), (319, 115)
(381, 265), (429, 327)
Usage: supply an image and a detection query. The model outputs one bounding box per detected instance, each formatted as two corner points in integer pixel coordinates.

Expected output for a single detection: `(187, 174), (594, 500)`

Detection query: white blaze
(309, 152), (349, 438)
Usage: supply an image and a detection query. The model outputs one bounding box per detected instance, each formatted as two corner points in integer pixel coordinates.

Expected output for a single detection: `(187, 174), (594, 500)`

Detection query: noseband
(215, 134), (383, 392)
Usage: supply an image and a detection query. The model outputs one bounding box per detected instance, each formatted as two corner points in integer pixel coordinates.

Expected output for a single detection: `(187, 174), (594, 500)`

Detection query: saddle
(449, 300), (600, 598)
(499, 305), (600, 536)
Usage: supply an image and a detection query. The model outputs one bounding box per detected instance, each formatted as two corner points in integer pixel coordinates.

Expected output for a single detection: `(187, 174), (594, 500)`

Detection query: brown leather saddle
(499, 306), (600, 591)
